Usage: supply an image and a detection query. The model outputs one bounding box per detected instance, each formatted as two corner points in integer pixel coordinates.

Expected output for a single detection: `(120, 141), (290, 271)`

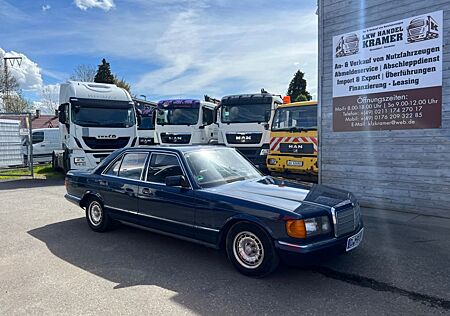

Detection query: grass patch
(0, 164), (63, 180)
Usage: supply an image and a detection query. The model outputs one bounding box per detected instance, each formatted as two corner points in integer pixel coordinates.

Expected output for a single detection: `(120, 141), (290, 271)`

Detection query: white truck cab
(53, 81), (138, 172)
(155, 99), (218, 145)
(133, 98), (157, 145)
(217, 92), (282, 170)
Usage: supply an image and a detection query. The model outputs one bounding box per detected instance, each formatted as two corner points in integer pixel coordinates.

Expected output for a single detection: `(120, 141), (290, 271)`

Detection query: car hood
(204, 177), (353, 213)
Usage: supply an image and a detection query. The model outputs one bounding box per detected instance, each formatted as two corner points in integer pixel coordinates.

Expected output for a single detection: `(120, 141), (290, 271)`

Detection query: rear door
(99, 152), (148, 216)
(138, 151), (197, 238)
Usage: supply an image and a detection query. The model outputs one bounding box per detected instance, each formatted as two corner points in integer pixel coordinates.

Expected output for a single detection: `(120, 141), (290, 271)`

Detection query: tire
(226, 222), (279, 277)
(85, 197), (112, 232)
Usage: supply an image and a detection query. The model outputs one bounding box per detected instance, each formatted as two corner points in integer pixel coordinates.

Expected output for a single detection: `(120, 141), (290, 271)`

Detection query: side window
(32, 131), (44, 144)
(202, 108), (214, 125)
(105, 157), (122, 176)
(118, 153), (148, 180)
(146, 153), (184, 184)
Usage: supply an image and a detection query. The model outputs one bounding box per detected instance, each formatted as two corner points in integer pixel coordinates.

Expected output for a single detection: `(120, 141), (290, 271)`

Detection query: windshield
(221, 103), (272, 124)
(345, 35), (358, 43)
(410, 19), (424, 28)
(184, 148), (261, 188)
(71, 105), (135, 128)
(271, 105), (317, 131)
(139, 116), (154, 130)
(157, 108), (199, 125)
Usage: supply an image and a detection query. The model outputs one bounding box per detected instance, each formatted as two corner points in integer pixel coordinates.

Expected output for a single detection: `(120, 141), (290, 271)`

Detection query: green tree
(113, 76), (131, 94)
(94, 58), (114, 84)
(287, 70), (312, 102)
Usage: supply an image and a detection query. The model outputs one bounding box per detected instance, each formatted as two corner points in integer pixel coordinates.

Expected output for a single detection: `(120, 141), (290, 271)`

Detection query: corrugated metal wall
(0, 119), (23, 167)
(318, 0), (450, 216)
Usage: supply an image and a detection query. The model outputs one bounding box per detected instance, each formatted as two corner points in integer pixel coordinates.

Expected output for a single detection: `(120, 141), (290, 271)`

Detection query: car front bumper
(274, 226), (364, 262)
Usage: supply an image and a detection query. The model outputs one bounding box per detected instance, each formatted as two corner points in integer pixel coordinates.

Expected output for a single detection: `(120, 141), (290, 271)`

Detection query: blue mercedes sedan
(65, 146), (363, 277)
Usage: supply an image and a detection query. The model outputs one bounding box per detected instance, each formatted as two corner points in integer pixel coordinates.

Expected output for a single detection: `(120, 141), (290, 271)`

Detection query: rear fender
(80, 190), (104, 208)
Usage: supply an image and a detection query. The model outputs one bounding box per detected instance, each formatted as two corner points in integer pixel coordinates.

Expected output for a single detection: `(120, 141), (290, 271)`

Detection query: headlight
(304, 216), (331, 237)
(260, 148), (270, 156)
(74, 157), (86, 166)
(286, 216), (331, 238)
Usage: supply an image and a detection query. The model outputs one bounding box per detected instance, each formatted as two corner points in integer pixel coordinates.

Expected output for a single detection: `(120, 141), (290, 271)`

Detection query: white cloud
(0, 48), (43, 91)
(132, 6), (318, 99)
(74, 0), (115, 11)
(41, 4), (51, 11)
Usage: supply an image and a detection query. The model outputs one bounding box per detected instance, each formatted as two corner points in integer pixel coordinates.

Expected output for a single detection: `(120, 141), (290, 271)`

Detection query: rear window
(104, 153), (148, 180)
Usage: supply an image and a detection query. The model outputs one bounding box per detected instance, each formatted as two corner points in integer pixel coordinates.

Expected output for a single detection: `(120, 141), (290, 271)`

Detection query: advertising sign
(332, 11), (443, 131)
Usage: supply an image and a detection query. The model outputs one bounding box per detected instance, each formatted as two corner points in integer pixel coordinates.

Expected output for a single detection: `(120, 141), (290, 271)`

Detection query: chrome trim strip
(105, 204), (219, 232)
(66, 193), (81, 201)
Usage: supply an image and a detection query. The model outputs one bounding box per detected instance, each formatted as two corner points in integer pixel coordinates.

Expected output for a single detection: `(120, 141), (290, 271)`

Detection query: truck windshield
(71, 105), (135, 128)
(409, 19), (424, 28)
(271, 105), (317, 131)
(157, 108), (199, 125)
(345, 35), (358, 43)
(221, 103), (271, 123)
(184, 148), (261, 188)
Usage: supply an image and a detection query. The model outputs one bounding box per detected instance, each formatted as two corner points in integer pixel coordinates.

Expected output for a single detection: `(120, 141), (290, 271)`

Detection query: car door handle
(141, 187), (153, 195)
(99, 180), (108, 186)
(125, 188), (134, 195)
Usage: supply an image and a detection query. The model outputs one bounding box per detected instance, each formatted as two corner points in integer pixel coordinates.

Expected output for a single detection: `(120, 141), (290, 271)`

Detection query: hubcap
(233, 231), (264, 269)
(89, 201), (103, 226)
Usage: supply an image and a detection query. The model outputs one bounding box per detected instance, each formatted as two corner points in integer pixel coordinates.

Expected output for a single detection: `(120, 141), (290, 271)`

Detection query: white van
(24, 128), (62, 164)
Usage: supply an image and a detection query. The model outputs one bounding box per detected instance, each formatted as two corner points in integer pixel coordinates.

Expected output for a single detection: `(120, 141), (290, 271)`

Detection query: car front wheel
(226, 222), (279, 277)
(86, 198), (112, 232)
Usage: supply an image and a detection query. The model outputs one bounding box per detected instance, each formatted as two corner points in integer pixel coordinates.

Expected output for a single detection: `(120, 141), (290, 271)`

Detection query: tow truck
(266, 99), (318, 180)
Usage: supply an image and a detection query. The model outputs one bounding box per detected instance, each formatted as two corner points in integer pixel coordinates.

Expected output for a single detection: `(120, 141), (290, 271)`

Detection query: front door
(138, 152), (197, 238)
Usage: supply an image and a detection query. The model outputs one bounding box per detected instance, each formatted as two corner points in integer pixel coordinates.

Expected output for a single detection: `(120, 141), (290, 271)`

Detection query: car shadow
(27, 217), (347, 315)
(0, 178), (64, 190)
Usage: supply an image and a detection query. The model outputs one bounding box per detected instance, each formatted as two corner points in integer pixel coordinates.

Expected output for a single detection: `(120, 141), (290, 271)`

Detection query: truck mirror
(265, 111), (271, 122)
(58, 111), (66, 124)
(199, 125), (205, 129)
(137, 115), (142, 126)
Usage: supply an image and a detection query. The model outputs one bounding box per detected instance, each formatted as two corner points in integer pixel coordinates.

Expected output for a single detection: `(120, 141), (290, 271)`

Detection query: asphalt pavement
(0, 179), (449, 315)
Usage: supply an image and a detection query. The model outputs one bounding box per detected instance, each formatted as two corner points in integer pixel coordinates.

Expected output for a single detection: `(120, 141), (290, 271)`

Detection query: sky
(0, 0), (318, 113)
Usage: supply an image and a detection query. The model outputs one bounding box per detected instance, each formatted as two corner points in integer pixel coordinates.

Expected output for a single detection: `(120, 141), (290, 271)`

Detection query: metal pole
(28, 112), (33, 178)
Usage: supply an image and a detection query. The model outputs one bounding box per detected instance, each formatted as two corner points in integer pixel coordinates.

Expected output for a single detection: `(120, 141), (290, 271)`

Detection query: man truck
(154, 98), (219, 145)
(217, 91), (282, 171)
(133, 97), (158, 145)
(52, 81), (138, 173)
(266, 99), (318, 180)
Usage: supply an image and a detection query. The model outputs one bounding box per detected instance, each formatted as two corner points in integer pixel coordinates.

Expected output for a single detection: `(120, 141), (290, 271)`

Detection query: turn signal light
(285, 220), (306, 238)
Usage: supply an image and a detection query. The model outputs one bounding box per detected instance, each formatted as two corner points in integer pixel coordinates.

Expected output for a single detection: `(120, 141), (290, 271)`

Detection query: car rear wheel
(226, 222), (279, 277)
(86, 198), (112, 232)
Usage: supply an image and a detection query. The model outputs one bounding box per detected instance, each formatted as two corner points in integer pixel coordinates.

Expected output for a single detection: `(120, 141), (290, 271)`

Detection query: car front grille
(333, 200), (360, 237)
(82, 137), (130, 149)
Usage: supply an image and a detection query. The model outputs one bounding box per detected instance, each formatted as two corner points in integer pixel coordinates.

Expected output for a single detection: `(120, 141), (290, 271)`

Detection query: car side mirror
(165, 175), (190, 188)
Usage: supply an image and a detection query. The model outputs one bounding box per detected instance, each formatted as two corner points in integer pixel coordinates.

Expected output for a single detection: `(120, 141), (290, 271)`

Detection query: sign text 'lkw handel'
(332, 11), (443, 131)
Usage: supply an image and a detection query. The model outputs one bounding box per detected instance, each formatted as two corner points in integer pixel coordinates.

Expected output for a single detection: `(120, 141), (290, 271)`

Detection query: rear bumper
(65, 193), (81, 206)
(274, 226), (364, 262)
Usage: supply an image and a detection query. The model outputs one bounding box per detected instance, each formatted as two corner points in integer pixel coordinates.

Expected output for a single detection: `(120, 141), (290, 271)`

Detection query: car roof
(129, 145), (234, 154)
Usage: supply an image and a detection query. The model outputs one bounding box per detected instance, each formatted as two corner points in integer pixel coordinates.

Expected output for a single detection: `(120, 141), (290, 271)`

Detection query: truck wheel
(226, 222), (279, 277)
(85, 197), (112, 232)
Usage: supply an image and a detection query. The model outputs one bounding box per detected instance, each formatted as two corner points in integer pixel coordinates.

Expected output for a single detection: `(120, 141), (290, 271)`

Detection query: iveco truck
(218, 91), (282, 170)
(154, 99), (219, 145)
(53, 81), (138, 172)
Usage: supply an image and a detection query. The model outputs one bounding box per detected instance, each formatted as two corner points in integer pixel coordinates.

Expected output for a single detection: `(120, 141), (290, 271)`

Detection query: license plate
(346, 228), (364, 252)
(287, 160), (303, 167)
